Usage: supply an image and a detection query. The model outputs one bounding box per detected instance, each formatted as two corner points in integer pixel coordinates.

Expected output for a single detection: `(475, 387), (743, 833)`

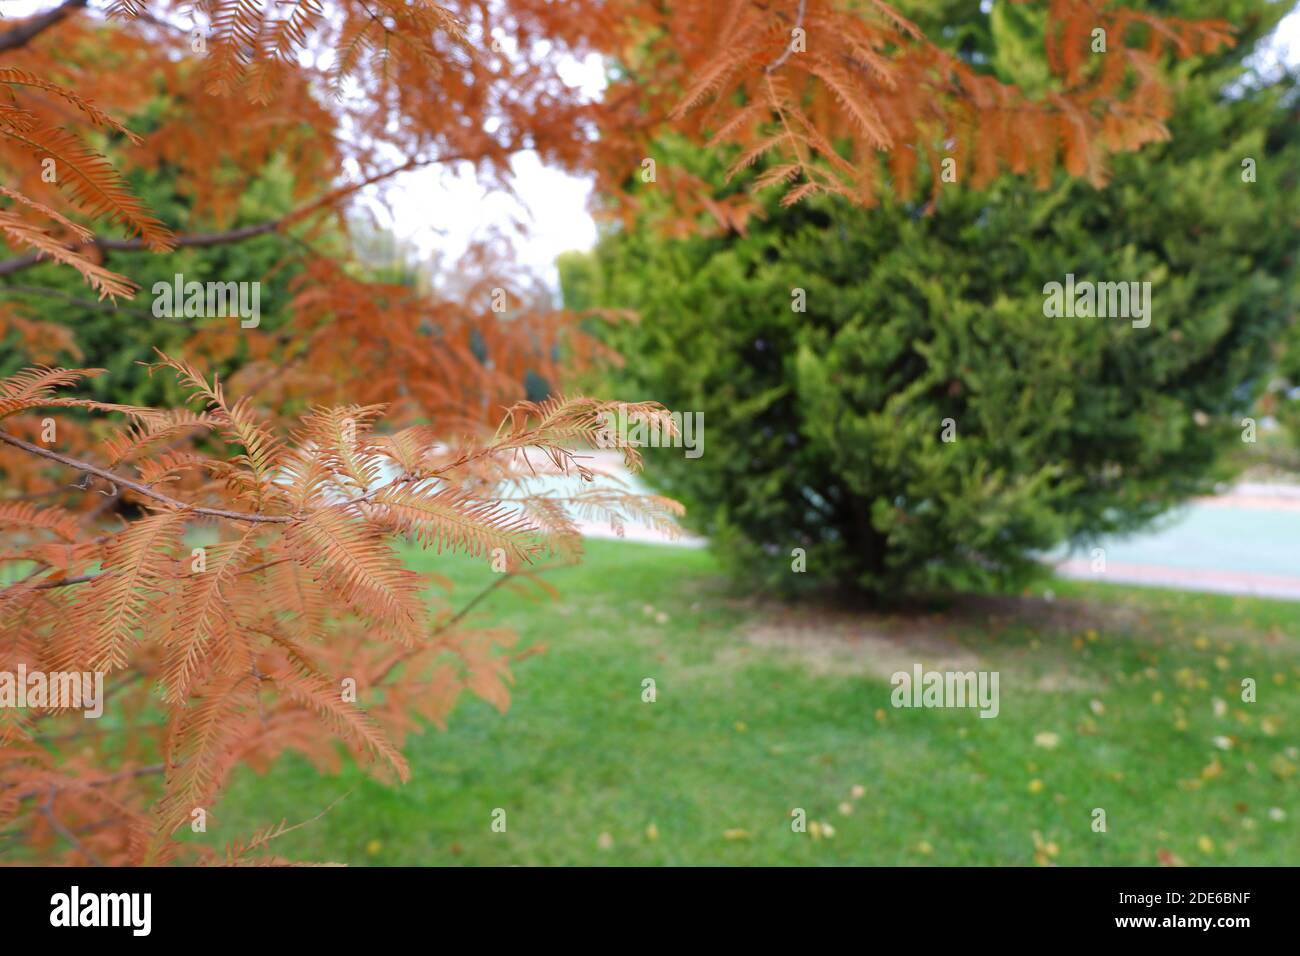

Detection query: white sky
(4, 0), (1299, 287)
(370, 51), (607, 288)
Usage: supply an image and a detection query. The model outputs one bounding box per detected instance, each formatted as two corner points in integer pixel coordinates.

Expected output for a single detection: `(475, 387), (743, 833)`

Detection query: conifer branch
(0, 151), (474, 280)
(0, 429), (294, 523)
(0, 0), (88, 54)
(765, 0), (807, 74)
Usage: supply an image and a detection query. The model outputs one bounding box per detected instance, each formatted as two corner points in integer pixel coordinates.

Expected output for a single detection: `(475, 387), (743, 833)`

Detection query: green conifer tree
(566, 0), (1300, 597)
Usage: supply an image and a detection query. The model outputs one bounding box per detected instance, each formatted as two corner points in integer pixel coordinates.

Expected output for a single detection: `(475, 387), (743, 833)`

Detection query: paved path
(1054, 558), (1300, 601)
(563, 457), (1298, 600)
(1052, 483), (1300, 600)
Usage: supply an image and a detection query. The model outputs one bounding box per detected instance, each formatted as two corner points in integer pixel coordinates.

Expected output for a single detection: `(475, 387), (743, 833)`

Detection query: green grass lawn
(216, 539), (1299, 865)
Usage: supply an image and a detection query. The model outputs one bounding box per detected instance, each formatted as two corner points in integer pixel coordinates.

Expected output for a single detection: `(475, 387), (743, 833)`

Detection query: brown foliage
(0, 362), (678, 863)
(0, 0), (1228, 863)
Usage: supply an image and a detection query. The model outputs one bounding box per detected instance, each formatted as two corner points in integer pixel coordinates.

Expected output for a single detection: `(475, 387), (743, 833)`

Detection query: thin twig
(7, 762), (167, 804)
(765, 0), (807, 73)
(39, 789), (104, 867)
(373, 571), (517, 685)
(0, 153), (475, 280)
(0, 429), (294, 524)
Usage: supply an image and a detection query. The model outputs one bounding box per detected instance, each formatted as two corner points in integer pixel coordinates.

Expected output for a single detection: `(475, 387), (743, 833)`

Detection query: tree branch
(0, 0), (87, 55)
(8, 553), (294, 602)
(0, 283), (153, 313)
(765, 0), (807, 73)
(6, 763), (166, 804)
(0, 152), (471, 280)
(372, 572), (517, 685)
(0, 220), (282, 279)
(0, 429), (294, 524)
(40, 791), (104, 866)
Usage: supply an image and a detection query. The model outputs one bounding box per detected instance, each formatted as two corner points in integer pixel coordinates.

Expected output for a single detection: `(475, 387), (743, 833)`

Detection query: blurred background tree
(565, 0), (1300, 598)
(0, 143), (319, 410)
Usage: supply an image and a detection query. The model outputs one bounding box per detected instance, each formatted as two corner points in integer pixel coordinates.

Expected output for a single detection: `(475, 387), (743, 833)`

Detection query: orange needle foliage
(0, 0), (1229, 864)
